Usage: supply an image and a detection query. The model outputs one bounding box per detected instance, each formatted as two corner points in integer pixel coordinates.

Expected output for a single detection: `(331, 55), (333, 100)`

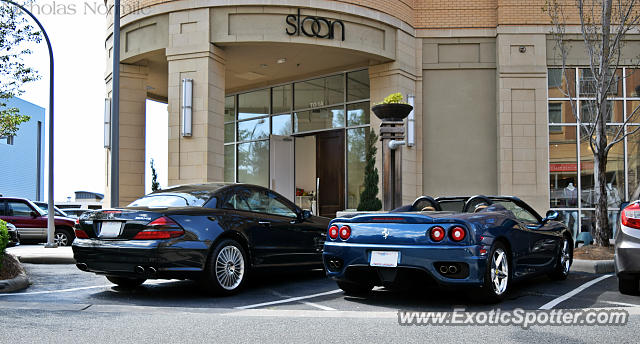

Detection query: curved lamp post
(1, 0), (56, 247)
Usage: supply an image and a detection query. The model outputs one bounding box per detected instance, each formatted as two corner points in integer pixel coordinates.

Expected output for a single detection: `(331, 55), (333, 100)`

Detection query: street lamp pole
(110, 0), (121, 208)
(1, 0), (56, 247)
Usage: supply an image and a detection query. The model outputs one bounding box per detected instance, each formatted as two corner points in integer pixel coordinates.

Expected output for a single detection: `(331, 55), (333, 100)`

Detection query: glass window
(347, 70), (369, 102)
(627, 99), (640, 123)
(272, 114), (292, 136)
(294, 106), (344, 133)
(238, 89), (269, 120)
(6, 202), (34, 217)
(245, 190), (297, 218)
(294, 75), (344, 110)
(495, 201), (538, 223)
(128, 195), (192, 207)
(225, 96), (235, 122)
(223, 190), (252, 211)
(579, 69), (622, 97)
(626, 68), (640, 97)
(347, 128), (367, 209)
(579, 126), (624, 208)
(224, 123), (235, 143)
(224, 144), (235, 183)
(237, 118), (269, 141)
(548, 68), (576, 98)
(627, 126), (640, 201)
(579, 100), (623, 123)
(237, 141), (269, 187)
(549, 126), (578, 207)
(347, 102), (370, 127)
(555, 210), (579, 240)
(548, 101), (575, 124)
(272, 85), (292, 114)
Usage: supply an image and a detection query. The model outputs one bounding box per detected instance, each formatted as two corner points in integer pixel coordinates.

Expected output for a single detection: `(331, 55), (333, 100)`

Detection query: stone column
(369, 30), (422, 206)
(104, 64), (148, 207)
(166, 8), (225, 186)
(497, 33), (549, 213)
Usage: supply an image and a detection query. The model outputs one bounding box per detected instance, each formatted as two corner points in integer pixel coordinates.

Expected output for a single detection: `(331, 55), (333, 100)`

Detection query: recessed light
(277, 58), (287, 64)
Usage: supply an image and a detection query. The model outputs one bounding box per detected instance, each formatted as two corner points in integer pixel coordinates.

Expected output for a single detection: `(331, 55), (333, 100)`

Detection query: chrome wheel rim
(490, 248), (509, 295)
(560, 239), (571, 274)
(215, 245), (245, 290)
(54, 233), (68, 246)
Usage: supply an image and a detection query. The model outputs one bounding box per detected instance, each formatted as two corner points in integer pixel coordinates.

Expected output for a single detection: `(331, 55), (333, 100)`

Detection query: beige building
(104, 0), (640, 239)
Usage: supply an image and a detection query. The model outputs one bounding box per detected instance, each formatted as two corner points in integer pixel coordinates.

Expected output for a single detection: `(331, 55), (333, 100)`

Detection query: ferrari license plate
(370, 251), (399, 267)
(100, 222), (122, 238)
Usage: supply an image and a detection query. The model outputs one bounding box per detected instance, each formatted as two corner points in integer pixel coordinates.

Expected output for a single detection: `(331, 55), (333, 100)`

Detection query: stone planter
(371, 103), (413, 122)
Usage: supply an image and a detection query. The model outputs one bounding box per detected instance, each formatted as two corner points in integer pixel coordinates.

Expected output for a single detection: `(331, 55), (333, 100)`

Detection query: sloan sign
(285, 9), (345, 41)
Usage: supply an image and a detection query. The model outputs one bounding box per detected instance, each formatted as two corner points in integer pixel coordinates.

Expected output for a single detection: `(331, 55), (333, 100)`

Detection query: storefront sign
(549, 162), (595, 172)
(286, 9), (345, 41)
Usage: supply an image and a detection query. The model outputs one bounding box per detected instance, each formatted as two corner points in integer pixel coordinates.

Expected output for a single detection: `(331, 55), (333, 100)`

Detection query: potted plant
(371, 93), (413, 122)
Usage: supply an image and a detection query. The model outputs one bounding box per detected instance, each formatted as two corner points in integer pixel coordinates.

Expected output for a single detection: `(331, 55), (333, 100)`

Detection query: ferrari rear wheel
(106, 276), (146, 288)
(204, 239), (249, 295)
(477, 242), (510, 303)
(548, 237), (572, 280)
(337, 281), (373, 296)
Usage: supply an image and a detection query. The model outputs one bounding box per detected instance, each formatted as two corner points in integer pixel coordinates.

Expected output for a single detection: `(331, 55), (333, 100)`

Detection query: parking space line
(235, 289), (342, 310)
(538, 275), (612, 310)
(301, 301), (337, 311)
(0, 285), (113, 297)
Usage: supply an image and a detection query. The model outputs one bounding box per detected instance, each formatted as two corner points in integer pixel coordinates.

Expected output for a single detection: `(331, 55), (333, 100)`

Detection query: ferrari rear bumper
(323, 241), (486, 287)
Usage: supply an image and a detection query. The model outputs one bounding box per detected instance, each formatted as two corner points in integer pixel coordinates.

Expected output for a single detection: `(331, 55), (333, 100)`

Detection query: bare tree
(546, 0), (640, 246)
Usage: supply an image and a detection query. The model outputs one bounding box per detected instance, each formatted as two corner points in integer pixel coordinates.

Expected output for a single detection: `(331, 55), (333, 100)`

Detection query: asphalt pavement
(1, 245), (639, 343)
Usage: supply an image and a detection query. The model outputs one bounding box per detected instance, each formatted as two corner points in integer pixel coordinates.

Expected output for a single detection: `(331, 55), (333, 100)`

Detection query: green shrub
(357, 129), (382, 211)
(379, 92), (408, 105)
(0, 219), (9, 271)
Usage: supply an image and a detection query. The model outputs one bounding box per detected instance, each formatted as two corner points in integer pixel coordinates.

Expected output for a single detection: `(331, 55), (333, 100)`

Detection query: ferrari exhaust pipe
(147, 266), (157, 275)
(439, 265), (449, 274)
(135, 266), (145, 274)
(448, 265), (458, 274)
(76, 263), (88, 271)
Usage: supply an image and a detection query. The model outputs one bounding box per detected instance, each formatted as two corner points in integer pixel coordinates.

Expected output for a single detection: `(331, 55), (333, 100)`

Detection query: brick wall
(115, 0), (588, 29)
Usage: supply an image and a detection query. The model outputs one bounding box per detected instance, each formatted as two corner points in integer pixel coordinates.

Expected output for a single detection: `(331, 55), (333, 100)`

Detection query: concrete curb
(16, 256), (75, 264)
(572, 259), (615, 274)
(0, 273), (30, 293)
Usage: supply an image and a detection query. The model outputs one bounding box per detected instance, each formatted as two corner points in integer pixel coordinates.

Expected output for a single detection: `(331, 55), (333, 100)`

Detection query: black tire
(476, 241), (511, 303)
(337, 280), (373, 296)
(54, 228), (74, 246)
(548, 237), (572, 280)
(618, 276), (639, 295)
(106, 276), (146, 288)
(203, 239), (249, 295)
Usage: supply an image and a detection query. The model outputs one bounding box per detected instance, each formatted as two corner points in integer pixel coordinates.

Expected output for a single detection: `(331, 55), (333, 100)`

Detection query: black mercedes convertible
(72, 183), (330, 294)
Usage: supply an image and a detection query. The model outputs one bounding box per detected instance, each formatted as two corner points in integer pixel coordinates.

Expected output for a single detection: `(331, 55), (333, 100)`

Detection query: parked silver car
(615, 201), (640, 295)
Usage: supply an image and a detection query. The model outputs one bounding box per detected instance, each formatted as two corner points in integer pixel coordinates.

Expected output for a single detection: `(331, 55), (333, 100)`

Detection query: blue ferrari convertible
(323, 195), (573, 302)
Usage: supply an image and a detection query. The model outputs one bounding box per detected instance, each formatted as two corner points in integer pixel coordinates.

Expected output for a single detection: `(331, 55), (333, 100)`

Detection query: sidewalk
(6, 245), (75, 264)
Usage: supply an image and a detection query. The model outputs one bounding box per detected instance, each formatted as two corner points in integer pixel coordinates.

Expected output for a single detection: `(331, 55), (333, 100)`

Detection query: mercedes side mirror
(302, 210), (312, 220)
(542, 210), (559, 224)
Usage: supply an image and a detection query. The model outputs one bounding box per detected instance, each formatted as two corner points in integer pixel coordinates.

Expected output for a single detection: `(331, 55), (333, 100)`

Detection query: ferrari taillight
(450, 226), (466, 242)
(328, 225), (339, 240)
(621, 203), (640, 229)
(429, 226), (445, 242)
(133, 216), (184, 240)
(339, 225), (351, 240)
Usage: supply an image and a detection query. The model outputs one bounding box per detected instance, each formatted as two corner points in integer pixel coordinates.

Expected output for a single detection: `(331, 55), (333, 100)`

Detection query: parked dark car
(0, 197), (76, 246)
(33, 202), (69, 217)
(323, 195), (573, 302)
(72, 183), (330, 294)
(615, 201), (640, 295)
(6, 222), (20, 247)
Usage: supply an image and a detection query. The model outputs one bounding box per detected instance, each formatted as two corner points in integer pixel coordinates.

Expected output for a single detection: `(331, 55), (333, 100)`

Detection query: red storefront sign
(549, 162), (594, 172)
